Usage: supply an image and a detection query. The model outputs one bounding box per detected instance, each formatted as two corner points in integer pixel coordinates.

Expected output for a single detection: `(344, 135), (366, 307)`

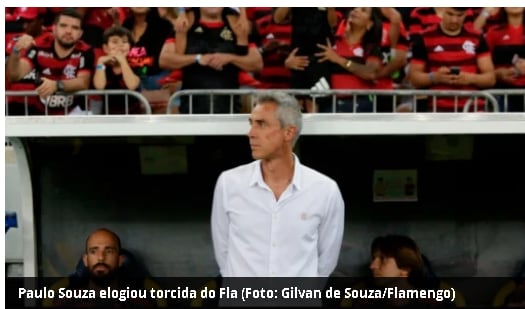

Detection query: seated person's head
(369, 235), (424, 287)
(82, 228), (124, 286)
(102, 26), (133, 59)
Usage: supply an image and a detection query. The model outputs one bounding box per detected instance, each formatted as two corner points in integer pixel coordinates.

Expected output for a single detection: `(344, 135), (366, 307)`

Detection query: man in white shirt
(211, 92), (345, 277)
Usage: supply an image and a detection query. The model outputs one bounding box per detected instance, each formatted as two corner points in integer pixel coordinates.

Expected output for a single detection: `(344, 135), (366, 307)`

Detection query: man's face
(53, 15), (83, 49)
(83, 231), (121, 282)
(248, 102), (293, 160)
(441, 8), (466, 33)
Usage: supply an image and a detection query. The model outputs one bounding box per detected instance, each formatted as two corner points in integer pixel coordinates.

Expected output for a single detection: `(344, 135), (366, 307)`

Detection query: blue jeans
(139, 70), (171, 90)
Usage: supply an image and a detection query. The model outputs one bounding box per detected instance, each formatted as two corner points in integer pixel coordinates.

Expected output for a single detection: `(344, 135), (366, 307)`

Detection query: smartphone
(34, 71), (43, 86)
(512, 54), (519, 65)
(450, 67), (461, 75)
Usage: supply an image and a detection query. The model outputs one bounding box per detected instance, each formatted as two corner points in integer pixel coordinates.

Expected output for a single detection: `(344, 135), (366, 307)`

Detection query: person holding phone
(408, 8), (496, 112)
(485, 7), (525, 112)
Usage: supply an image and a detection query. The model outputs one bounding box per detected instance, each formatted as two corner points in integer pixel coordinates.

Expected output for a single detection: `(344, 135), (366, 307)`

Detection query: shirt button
(272, 242), (276, 247)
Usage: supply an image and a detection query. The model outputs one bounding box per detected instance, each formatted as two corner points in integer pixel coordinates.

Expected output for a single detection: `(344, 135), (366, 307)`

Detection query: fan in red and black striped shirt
(252, 10), (292, 89)
(6, 8), (93, 115)
(409, 8), (496, 112)
(486, 7), (525, 111)
(485, 7), (525, 112)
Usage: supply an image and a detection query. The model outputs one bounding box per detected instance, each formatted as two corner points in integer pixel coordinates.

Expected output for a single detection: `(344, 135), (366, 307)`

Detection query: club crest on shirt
(220, 27), (234, 41)
(63, 64), (77, 79)
(353, 47), (364, 57)
(462, 40), (475, 55)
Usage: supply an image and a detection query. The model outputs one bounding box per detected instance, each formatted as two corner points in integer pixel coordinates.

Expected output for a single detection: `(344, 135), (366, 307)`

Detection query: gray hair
(255, 92), (303, 147)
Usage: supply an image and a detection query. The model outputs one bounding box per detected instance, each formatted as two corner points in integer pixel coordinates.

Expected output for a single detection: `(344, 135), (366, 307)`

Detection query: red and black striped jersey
(6, 32), (55, 110)
(410, 25), (491, 110)
(23, 36), (93, 81)
(21, 37), (93, 114)
(254, 13), (292, 89)
(246, 7), (272, 23)
(331, 37), (381, 91)
(376, 21), (409, 89)
(485, 23), (525, 87)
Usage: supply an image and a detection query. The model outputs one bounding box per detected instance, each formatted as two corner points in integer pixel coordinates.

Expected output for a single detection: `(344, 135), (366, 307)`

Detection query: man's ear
(82, 254), (88, 267)
(285, 126), (297, 143)
(118, 254), (124, 267)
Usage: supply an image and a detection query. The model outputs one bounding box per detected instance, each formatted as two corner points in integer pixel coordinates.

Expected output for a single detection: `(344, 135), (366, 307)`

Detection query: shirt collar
(249, 154), (302, 191)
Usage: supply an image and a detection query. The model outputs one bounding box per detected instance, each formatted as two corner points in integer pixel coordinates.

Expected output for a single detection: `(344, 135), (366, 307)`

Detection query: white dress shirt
(211, 154), (345, 277)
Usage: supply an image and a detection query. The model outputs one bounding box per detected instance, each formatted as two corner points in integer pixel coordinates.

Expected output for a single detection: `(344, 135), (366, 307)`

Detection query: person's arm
(36, 71), (92, 98)
(377, 30), (409, 79)
(174, 10), (193, 54)
(209, 46), (263, 73)
(316, 40), (380, 81)
(317, 181), (345, 277)
(326, 8), (339, 29)
(6, 34), (35, 82)
(408, 8), (423, 38)
(514, 58), (525, 75)
(284, 48), (310, 71)
(159, 12), (195, 70)
(453, 55), (496, 88)
(159, 40), (203, 70)
(377, 49), (407, 80)
(114, 54), (140, 90)
(472, 8), (498, 32)
(495, 67), (518, 85)
(408, 34), (433, 88)
(211, 173), (229, 275)
(337, 56), (381, 81)
(36, 47), (94, 97)
(273, 8), (290, 24)
(381, 8), (402, 47)
(453, 36), (496, 88)
(93, 56), (111, 90)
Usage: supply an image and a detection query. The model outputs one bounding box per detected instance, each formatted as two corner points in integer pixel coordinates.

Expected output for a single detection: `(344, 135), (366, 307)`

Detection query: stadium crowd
(5, 7), (525, 115)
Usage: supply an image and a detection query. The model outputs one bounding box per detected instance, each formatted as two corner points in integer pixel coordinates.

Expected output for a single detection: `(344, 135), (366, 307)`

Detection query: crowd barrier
(5, 90), (152, 115)
(6, 89), (525, 116)
(166, 89), (501, 114)
(485, 89), (525, 113)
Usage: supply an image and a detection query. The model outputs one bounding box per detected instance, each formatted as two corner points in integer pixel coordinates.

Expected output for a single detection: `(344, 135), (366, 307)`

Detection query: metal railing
(5, 90), (152, 115)
(485, 89), (525, 113)
(166, 89), (500, 114)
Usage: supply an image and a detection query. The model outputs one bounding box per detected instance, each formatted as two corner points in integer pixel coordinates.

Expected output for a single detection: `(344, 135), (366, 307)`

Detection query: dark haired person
(93, 26), (141, 114)
(314, 7), (382, 113)
(485, 7), (525, 112)
(6, 8), (93, 115)
(409, 8), (496, 112)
